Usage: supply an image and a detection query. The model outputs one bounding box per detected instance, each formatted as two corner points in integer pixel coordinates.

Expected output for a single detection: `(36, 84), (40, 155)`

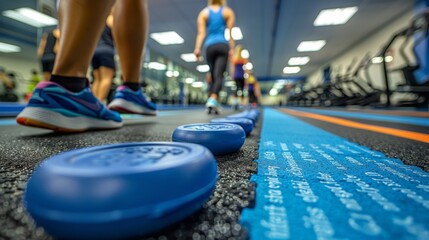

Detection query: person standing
(91, 12), (116, 104)
(194, 0), (235, 114)
(246, 71), (261, 107)
(17, 0), (156, 132)
(230, 45), (248, 110)
(37, 28), (60, 82)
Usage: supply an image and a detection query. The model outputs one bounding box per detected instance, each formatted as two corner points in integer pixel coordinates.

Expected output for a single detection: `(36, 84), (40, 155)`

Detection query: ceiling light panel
(3, 8), (58, 27)
(288, 57), (310, 66)
(150, 31), (184, 45)
(314, 7), (358, 26)
(180, 53), (197, 62)
(241, 49), (250, 59)
(0, 42), (21, 53)
(148, 62), (167, 70)
(224, 27), (243, 41)
(297, 40), (326, 52)
(283, 67), (301, 74)
(196, 65), (210, 72)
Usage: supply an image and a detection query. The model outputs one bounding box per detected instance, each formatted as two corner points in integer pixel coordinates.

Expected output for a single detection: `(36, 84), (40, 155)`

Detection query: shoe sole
(206, 106), (219, 115)
(109, 99), (157, 116)
(16, 107), (123, 132)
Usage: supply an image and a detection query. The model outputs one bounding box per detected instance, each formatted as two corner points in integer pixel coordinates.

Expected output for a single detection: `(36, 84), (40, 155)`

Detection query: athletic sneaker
(16, 81), (123, 132)
(205, 97), (221, 114)
(108, 85), (157, 115)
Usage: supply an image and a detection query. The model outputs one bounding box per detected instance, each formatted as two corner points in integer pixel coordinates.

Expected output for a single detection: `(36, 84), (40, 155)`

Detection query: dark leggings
(206, 43), (229, 96)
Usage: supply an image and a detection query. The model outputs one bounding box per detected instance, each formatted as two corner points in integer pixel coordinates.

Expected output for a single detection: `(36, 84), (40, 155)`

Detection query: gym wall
(306, 9), (414, 94)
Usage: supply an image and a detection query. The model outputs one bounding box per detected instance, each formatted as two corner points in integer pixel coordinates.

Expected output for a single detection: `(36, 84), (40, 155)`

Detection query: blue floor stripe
(0, 119), (17, 126)
(240, 108), (429, 239)
(292, 108), (429, 127)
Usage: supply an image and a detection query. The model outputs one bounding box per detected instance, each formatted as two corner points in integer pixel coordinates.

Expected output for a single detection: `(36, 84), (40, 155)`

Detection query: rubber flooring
(1, 106), (428, 239)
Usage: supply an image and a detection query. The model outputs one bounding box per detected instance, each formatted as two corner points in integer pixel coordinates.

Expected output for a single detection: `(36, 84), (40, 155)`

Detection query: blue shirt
(204, 7), (228, 48)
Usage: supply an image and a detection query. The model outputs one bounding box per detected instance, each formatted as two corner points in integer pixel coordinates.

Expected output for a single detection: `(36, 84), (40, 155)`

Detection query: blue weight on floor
(172, 123), (246, 155)
(227, 111), (255, 124)
(24, 142), (217, 239)
(210, 117), (254, 136)
(248, 109), (260, 122)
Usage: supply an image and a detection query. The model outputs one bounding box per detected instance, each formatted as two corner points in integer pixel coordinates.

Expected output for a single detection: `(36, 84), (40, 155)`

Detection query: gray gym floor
(1, 107), (428, 239)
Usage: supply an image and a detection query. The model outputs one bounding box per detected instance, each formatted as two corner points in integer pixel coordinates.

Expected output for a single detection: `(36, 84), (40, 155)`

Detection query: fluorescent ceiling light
(181, 53), (197, 62)
(3, 8), (58, 27)
(225, 27), (243, 41)
(166, 70), (179, 77)
(371, 57), (383, 64)
(0, 42), (21, 53)
(269, 88), (278, 96)
(314, 7), (358, 26)
(244, 62), (253, 70)
(241, 49), (250, 59)
(185, 78), (195, 84)
(191, 82), (204, 88)
(224, 81), (236, 87)
(297, 40), (326, 52)
(274, 80), (288, 88)
(385, 56), (393, 63)
(371, 56), (393, 64)
(288, 57), (310, 66)
(150, 31), (184, 45)
(148, 62), (167, 70)
(283, 66), (301, 74)
(196, 65), (210, 73)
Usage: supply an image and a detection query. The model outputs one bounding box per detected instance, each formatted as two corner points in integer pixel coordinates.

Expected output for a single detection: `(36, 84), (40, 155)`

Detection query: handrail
(381, 28), (408, 106)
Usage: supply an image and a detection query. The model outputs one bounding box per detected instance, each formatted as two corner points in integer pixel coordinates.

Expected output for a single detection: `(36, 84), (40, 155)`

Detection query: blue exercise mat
(240, 108), (429, 239)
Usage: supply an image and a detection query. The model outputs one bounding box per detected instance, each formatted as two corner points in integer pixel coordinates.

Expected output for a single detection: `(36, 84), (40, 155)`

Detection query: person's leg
(97, 66), (115, 102)
(205, 45), (216, 98)
(16, 0), (122, 132)
(107, 0), (157, 115)
(112, 0), (147, 85)
(53, 0), (115, 78)
(41, 59), (53, 81)
(210, 44), (229, 99)
(92, 68), (100, 97)
(42, 72), (51, 82)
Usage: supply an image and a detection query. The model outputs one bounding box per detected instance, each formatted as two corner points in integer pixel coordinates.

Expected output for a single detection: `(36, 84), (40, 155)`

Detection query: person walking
(91, 11), (116, 104)
(37, 28), (60, 82)
(194, 0), (235, 114)
(17, 0), (157, 132)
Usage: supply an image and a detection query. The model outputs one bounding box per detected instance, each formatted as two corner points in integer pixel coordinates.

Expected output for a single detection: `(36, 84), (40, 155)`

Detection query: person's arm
(254, 78), (261, 98)
(224, 7), (235, 57)
(53, 29), (60, 55)
(37, 33), (47, 58)
(230, 57), (235, 79)
(194, 9), (207, 59)
(0, 73), (14, 89)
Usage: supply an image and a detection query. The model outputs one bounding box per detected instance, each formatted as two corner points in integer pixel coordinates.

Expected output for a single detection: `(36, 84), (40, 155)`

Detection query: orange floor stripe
(281, 108), (429, 144)
(347, 109), (429, 118)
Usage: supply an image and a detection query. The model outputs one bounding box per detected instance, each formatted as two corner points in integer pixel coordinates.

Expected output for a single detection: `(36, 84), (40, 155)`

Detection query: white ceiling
(0, 0), (415, 79)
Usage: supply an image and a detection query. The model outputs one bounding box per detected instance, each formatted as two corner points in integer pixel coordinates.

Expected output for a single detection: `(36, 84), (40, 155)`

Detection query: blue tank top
(204, 7), (228, 48)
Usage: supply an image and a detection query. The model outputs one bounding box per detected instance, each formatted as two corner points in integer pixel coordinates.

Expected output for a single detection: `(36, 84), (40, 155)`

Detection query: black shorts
(41, 58), (55, 73)
(248, 90), (258, 104)
(234, 77), (245, 96)
(91, 52), (115, 70)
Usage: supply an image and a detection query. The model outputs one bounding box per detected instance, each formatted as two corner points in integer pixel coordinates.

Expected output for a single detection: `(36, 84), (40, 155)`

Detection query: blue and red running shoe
(16, 81), (123, 132)
(108, 85), (157, 115)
